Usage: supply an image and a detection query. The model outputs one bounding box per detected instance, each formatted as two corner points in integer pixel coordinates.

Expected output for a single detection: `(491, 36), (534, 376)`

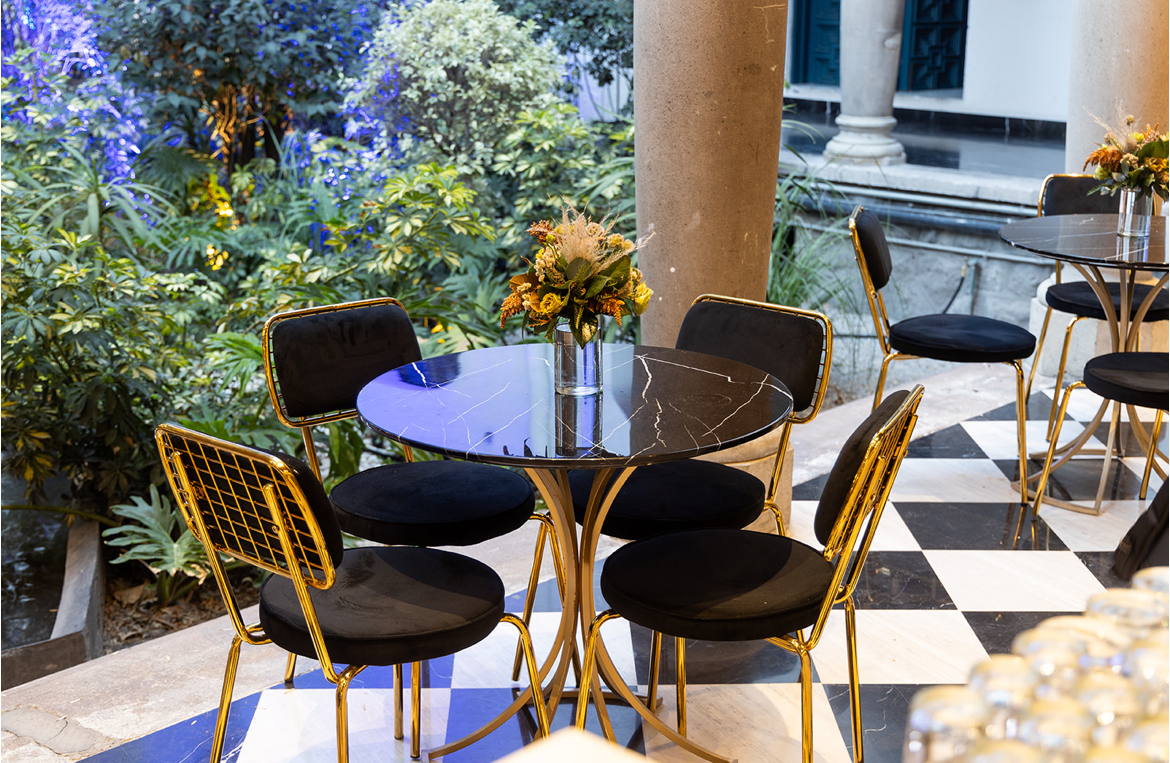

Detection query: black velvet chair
(574, 386), (924, 763)
(1025, 174), (1168, 439)
(154, 424), (550, 763)
(262, 299), (562, 706)
(851, 205), (1036, 503)
(1032, 352), (1168, 515)
(567, 295), (832, 541)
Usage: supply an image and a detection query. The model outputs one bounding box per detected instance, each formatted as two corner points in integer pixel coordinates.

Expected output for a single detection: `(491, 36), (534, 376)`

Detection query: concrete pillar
(633, 0), (787, 347)
(1064, 0), (1169, 174)
(823, 0), (906, 165)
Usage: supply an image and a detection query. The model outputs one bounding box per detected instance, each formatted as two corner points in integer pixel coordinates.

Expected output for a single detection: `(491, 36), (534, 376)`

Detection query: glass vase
(553, 322), (602, 396)
(1116, 189), (1153, 238)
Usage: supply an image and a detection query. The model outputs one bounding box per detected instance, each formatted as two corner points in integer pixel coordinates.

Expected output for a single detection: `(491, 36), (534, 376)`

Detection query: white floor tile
(890, 459), (1021, 504)
(1038, 501), (1145, 552)
(812, 610), (987, 686)
(924, 550), (1106, 611)
(640, 683), (852, 763)
(962, 420), (1098, 461)
(238, 688), (450, 763)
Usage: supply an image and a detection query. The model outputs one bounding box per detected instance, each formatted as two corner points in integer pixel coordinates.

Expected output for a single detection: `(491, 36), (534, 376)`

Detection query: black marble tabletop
(357, 343), (794, 469)
(998, 214), (1167, 271)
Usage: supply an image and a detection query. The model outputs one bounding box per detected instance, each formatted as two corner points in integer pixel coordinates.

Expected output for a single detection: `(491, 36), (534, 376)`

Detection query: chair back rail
(262, 297), (418, 477)
(156, 424), (342, 670)
(682, 294), (834, 508)
(803, 385), (923, 650)
(1038, 173), (1121, 284)
(848, 207), (896, 356)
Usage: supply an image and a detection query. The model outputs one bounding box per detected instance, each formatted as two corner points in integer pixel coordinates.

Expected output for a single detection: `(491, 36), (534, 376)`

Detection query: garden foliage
(1, 0), (836, 595)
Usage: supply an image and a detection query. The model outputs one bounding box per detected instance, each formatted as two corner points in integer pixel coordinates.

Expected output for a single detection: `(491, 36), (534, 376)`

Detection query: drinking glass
(969, 655), (1036, 739)
(1035, 615), (1129, 675)
(1012, 627), (1087, 699)
(1122, 711), (1169, 763)
(1016, 697), (1094, 763)
(1086, 588), (1167, 640)
(1122, 628), (1170, 716)
(1075, 672), (1141, 746)
(903, 685), (989, 762)
(964, 739), (1044, 763)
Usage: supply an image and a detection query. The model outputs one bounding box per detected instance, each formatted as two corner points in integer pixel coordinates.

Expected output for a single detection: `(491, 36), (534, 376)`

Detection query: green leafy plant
(348, 0), (561, 173)
(102, 485), (211, 607)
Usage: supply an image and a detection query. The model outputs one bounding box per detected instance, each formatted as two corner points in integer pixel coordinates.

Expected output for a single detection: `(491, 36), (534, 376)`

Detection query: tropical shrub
(347, 0), (561, 173)
(94, 0), (381, 172)
(496, 0), (632, 98)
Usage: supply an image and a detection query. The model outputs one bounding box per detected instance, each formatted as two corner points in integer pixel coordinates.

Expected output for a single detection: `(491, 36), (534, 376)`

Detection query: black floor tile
(1027, 457), (1147, 504)
(896, 502), (1068, 551)
(1075, 550), (1129, 590)
(825, 683), (918, 763)
(907, 425), (987, 459)
(794, 473), (829, 501)
(963, 611), (1079, 656)
(852, 551), (955, 610)
(629, 622), (810, 685)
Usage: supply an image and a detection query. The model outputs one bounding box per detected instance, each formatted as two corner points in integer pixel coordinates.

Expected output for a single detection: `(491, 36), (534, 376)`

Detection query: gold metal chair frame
(690, 294), (835, 537)
(261, 298), (565, 700)
(1016, 176), (1169, 514)
(620, 294), (835, 718)
(573, 386), (924, 763)
(155, 424), (551, 763)
(849, 205), (1030, 504)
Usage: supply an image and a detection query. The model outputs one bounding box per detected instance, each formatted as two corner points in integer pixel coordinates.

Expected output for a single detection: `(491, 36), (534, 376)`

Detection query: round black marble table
(999, 214), (1168, 513)
(358, 342), (793, 762)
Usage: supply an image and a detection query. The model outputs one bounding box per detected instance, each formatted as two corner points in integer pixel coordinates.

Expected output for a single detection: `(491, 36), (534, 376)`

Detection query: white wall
(786, 0), (1073, 123)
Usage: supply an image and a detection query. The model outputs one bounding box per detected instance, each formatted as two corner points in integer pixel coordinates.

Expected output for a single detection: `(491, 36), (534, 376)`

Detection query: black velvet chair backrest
(268, 300), (422, 420)
(814, 388), (914, 547)
(675, 299), (827, 413)
(850, 207), (894, 290)
(156, 424), (344, 582)
(1039, 174), (1119, 217)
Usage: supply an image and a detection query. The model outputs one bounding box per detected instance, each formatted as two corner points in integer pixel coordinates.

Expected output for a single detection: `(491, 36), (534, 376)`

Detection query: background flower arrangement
(1082, 114), (1169, 201)
(499, 208), (652, 346)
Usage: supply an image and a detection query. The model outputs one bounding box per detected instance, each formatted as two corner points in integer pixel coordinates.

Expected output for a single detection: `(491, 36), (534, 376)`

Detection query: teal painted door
(898, 0), (968, 91)
(790, 0), (968, 92)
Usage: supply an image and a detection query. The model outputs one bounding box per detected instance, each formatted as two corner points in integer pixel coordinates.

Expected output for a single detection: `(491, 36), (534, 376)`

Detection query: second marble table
(357, 342), (793, 762)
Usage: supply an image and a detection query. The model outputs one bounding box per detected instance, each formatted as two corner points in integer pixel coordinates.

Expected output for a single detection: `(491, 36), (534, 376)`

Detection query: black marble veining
(999, 214), (1167, 271)
(357, 344), (793, 468)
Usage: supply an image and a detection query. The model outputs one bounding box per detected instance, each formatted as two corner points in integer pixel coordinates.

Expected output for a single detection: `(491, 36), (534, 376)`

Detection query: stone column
(1064, 0), (1169, 174)
(633, 0), (787, 347)
(823, 0), (906, 165)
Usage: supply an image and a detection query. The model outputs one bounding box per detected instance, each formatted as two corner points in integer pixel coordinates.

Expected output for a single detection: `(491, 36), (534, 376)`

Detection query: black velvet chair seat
(1082, 353), (1170, 411)
(330, 460), (535, 547)
(260, 546), (506, 667)
(1046, 282), (1169, 323)
(600, 529), (833, 642)
(567, 461), (765, 541)
(889, 314), (1037, 364)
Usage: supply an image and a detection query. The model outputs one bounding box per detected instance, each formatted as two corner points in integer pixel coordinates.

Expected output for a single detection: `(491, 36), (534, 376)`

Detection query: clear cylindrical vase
(1116, 189), (1153, 238)
(553, 323), (602, 396)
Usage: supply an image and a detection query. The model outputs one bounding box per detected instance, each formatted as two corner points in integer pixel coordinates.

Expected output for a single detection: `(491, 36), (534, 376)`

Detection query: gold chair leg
(1094, 402), (1123, 513)
(873, 354), (894, 412)
(675, 636), (687, 736)
(284, 652), (297, 685)
(1025, 305), (1054, 409)
(210, 635), (244, 763)
(501, 613), (552, 739)
(1047, 316), (1086, 441)
(512, 518), (548, 681)
(411, 661), (422, 760)
(1032, 381), (1084, 515)
(647, 630), (662, 711)
(1141, 410), (1164, 500)
(575, 610), (620, 730)
(844, 598), (864, 763)
(394, 664), (404, 740)
(1012, 360), (1029, 505)
(797, 646), (814, 763)
(334, 666), (363, 763)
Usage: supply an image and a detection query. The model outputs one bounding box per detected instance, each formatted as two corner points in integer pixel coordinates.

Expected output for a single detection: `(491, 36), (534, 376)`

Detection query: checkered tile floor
(81, 389), (1166, 763)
